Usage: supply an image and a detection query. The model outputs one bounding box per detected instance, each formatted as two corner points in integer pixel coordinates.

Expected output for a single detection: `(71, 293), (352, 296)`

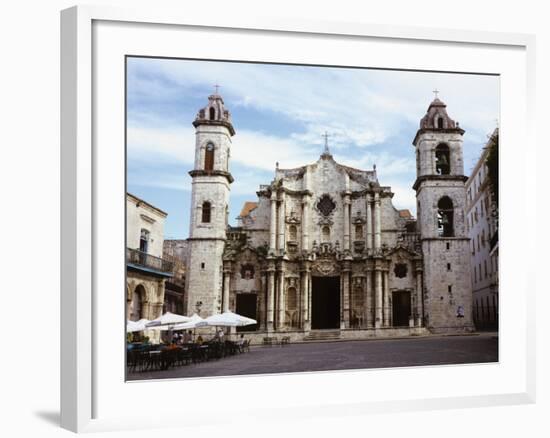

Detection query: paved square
(127, 333), (498, 380)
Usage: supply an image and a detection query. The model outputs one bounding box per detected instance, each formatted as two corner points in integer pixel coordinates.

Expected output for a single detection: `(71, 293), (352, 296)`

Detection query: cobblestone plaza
(128, 333), (497, 380)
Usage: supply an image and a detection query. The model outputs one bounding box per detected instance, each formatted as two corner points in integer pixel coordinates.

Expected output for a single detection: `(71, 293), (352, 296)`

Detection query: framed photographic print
(61, 5), (536, 433)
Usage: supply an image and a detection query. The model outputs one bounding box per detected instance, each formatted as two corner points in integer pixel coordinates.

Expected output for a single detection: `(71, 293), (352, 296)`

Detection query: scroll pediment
(386, 244), (419, 258)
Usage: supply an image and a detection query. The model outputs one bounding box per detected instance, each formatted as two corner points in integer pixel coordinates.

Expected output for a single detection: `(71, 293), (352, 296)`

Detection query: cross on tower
(433, 88), (440, 99)
(322, 131), (331, 154)
(214, 83), (221, 94)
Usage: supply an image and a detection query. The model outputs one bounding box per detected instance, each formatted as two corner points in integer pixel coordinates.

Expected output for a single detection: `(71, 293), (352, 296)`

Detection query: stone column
(300, 264), (310, 330)
(366, 194), (373, 254)
(277, 192), (286, 255)
(142, 302), (152, 321)
(302, 195), (309, 253)
(366, 266), (373, 327)
(342, 264), (351, 328)
(416, 265), (423, 327)
(375, 268), (382, 328)
(222, 268), (231, 312)
(383, 270), (390, 327)
(267, 266), (275, 332)
(409, 292), (415, 328)
(306, 270), (312, 330)
(343, 194), (351, 251)
(270, 192), (277, 253)
(277, 269), (285, 328)
(374, 192), (381, 251)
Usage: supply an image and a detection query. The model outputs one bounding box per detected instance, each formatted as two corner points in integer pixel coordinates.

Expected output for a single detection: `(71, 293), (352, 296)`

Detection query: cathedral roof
(275, 154), (378, 187)
(419, 97), (459, 130)
(398, 209), (413, 219)
(413, 95), (465, 145)
(192, 92), (235, 136)
(338, 162), (378, 184)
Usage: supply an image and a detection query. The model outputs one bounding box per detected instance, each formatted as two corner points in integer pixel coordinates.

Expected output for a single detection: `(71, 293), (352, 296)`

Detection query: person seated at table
(236, 334), (245, 352)
(171, 332), (179, 345)
(183, 331), (192, 344)
(196, 335), (204, 345)
(212, 329), (222, 343)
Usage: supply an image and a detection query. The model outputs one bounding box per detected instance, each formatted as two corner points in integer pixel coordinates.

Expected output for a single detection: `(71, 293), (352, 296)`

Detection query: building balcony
(126, 248), (174, 277)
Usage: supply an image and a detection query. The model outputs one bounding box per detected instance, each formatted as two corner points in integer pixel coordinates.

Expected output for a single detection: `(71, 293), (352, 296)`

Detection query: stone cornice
(412, 174), (468, 191)
(412, 127), (465, 146)
(282, 187), (312, 197)
(256, 187), (313, 198)
(187, 237), (226, 242)
(420, 237), (470, 242)
(127, 192), (168, 218)
(188, 169), (234, 184)
(192, 118), (236, 136)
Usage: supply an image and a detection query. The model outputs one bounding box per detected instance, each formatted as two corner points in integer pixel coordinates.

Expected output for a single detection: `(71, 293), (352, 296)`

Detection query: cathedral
(184, 91), (474, 341)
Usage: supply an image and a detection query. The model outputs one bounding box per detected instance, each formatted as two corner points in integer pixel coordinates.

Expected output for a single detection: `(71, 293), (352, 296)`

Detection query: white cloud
(127, 58), (499, 225)
(127, 121), (315, 171)
(127, 123), (195, 165)
(384, 181), (418, 215)
(128, 172), (189, 192)
(128, 58), (499, 155)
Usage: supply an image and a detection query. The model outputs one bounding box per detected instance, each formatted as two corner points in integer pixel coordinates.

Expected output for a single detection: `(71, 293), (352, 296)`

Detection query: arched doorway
(129, 284), (146, 321)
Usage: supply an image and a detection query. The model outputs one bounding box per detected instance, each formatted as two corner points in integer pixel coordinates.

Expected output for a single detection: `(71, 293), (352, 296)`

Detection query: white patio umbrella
(172, 313), (208, 330)
(145, 312), (191, 329)
(126, 318), (150, 332)
(205, 311), (257, 327)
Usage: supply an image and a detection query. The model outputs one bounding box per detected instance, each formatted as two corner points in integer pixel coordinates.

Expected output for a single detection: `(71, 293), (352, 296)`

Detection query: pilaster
(266, 260), (275, 332)
(374, 263), (382, 328)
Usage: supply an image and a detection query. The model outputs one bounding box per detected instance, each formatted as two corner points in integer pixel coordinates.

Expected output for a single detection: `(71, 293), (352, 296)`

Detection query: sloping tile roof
(239, 201), (258, 218)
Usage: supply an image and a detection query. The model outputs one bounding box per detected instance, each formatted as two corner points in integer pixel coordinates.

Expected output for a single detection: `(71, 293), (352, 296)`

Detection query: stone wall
(421, 239), (473, 332)
(185, 239), (225, 317)
(126, 194), (166, 258)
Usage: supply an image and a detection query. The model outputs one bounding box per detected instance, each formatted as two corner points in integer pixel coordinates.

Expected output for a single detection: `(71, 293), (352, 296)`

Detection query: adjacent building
(465, 129), (499, 330)
(162, 240), (189, 315)
(126, 193), (173, 337)
(182, 92), (475, 341)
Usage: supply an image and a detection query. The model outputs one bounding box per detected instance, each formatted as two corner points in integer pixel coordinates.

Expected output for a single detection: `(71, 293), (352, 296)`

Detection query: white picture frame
(60, 5), (536, 433)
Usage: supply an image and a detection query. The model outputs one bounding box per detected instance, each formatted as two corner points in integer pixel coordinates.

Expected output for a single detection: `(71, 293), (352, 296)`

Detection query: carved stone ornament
(354, 241), (365, 253)
(352, 213), (366, 225)
(317, 216), (334, 226)
(316, 194), (336, 217)
(394, 263), (408, 278)
(287, 277), (298, 287)
(285, 211), (301, 224)
(313, 260), (337, 276)
(240, 263), (255, 279)
(286, 241), (298, 254)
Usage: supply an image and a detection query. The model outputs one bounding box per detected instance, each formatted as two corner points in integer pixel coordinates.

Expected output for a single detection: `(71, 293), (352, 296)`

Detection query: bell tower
(413, 94), (474, 333)
(186, 90), (235, 317)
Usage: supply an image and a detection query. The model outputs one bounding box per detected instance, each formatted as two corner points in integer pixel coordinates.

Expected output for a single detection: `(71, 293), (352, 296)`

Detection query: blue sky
(126, 57), (499, 239)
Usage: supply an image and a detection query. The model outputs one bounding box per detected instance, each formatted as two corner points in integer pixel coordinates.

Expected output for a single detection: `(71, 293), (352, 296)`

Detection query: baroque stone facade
(185, 93), (474, 338)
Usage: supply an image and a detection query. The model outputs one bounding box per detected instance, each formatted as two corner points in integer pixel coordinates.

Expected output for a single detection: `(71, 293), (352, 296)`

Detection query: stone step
(303, 330), (341, 341)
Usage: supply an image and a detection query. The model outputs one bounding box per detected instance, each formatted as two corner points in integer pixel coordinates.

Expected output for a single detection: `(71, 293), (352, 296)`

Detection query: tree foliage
(485, 131), (499, 208)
